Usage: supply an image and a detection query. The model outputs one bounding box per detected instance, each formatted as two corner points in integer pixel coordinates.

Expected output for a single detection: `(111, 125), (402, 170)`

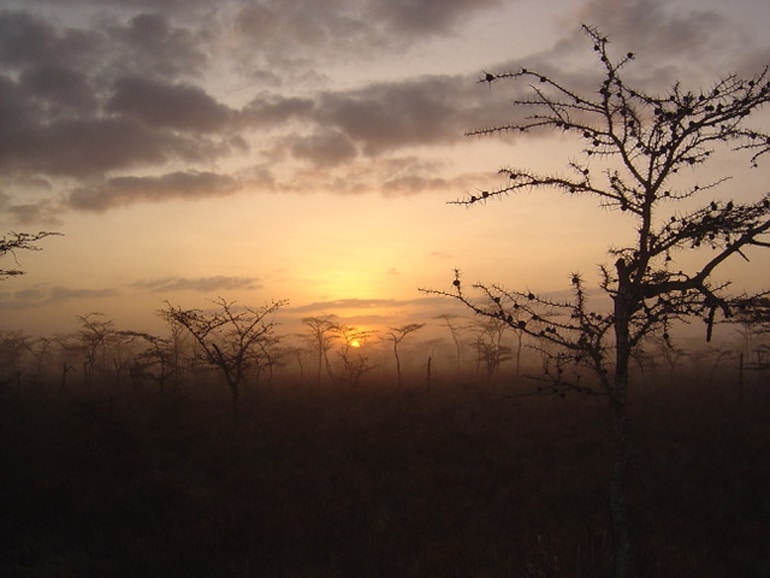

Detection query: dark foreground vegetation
(2, 374), (768, 578)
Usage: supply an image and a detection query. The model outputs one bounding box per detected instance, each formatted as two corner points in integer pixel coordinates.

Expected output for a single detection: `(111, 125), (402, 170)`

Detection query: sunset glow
(0, 0), (769, 339)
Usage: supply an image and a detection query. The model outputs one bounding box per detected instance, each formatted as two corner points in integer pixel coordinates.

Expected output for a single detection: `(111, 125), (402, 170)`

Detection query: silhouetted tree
(119, 331), (177, 393)
(1, 231), (60, 280)
(387, 323), (426, 387)
(332, 325), (376, 387)
(162, 297), (286, 421)
(76, 313), (115, 386)
(434, 314), (467, 369)
(0, 330), (32, 397)
(471, 317), (512, 380)
(422, 25), (770, 578)
(302, 315), (339, 385)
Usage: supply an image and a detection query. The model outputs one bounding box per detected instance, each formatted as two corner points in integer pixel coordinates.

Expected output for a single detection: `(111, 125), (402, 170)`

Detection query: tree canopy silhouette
(1, 231), (61, 280)
(422, 24), (770, 578)
(161, 297), (286, 421)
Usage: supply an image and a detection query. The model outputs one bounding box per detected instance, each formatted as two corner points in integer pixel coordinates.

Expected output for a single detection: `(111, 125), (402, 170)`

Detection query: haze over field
(1, 0), (770, 336)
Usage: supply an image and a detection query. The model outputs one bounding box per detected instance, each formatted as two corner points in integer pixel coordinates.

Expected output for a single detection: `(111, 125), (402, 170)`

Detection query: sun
(349, 339), (361, 348)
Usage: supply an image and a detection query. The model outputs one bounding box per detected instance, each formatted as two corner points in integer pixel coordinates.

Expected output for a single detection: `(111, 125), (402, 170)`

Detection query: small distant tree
(0, 330), (33, 396)
(422, 25), (770, 578)
(162, 297), (286, 421)
(1, 231), (60, 280)
(434, 314), (467, 369)
(471, 317), (512, 380)
(302, 315), (339, 385)
(76, 312), (115, 386)
(387, 323), (426, 387)
(118, 331), (177, 393)
(332, 325), (376, 387)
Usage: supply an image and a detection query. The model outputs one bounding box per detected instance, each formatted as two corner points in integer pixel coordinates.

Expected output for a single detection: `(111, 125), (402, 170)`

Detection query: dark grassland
(1, 374), (768, 577)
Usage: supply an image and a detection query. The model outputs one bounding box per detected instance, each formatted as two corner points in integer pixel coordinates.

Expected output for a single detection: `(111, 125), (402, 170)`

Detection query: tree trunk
(394, 342), (402, 387)
(228, 380), (240, 424)
(610, 393), (631, 578)
(611, 285), (633, 578)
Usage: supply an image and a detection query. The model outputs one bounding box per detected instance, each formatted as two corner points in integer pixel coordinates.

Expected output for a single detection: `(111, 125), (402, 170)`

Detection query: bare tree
(387, 323), (426, 387)
(302, 315), (339, 386)
(422, 25), (770, 578)
(471, 317), (512, 380)
(0, 330), (33, 397)
(162, 297), (286, 421)
(332, 325), (376, 387)
(1, 231), (61, 280)
(118, 331), (177, 393)
(76, 313), (115, 386)
(434, 314), (466, 369)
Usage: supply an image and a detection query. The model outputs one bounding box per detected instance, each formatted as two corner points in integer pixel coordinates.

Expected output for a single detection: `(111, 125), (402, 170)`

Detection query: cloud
(5, 200), (63, 226)
(241, 95), (315, 128)
(369, 0), (501, 36)
(0, 2), (516, 220)
(287, 130), (358, 167)
(316, 76), (467, 155)
(231, 0), (501, 65)
(107, 76), (233, 133)
(290, 297), (403, 314)
(0, 10), (97, 70)
(2, 0), (768, 223)
(105, 12), (209, 79)
(67, 171), (241, 211)
(382, 175), (450, 197)
(541, 0), (763, 89)
(131, 276), (262, 293)
(0, 285), (118, 310)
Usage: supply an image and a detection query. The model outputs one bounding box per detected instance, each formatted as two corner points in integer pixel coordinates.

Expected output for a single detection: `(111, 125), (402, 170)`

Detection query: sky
(1, 0), (770, 339)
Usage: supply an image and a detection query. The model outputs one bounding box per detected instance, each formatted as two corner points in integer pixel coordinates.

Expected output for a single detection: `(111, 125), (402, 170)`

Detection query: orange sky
(2, 0), (770, 339)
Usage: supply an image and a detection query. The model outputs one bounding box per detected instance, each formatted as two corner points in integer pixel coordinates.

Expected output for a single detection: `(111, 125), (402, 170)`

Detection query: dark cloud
(232, 0), (502, 62)
(542, 0), (758, 89)
(0, 285), (118, 310)
(382, 175), (450, 196)
(240, 95), (315, 127)
(19, 64), (98, 116)
(106, 12), (208, 78)
(22, 0), (213, 9)
(131, 276), (261, 293)
(107, 76), (232, 133)
(369, 0), (501, 35)
(288, 130), (358, 167)
(0, 10), (98, 70)
(576, 0), (729, 59)
(290, 298), (402, 314)
(2, 0), (765, 222)
(67, 171), (241, 211)
(6, 201), (62, 226)
(316, 76), (468, 155)
(0, 112), (224, 177)
(0, 2), (513, 220)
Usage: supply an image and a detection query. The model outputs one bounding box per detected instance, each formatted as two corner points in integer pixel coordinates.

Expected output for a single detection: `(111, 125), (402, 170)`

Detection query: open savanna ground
(2, 372), (768, 578)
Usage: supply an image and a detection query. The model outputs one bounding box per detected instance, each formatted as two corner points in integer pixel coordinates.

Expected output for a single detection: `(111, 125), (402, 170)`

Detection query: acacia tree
(0, 330), (32, 396)
(387, 323), (425, 387)
(118, 331), (177, 393)
(422, 25), (770, 578)
(1, 231), (60, 279)
(162, 297), (286, 420)
(433, 313), (467, 370)
(471, 317), (512, 380)
(76, 312), (115, 386)
(332, 325), (377, 387)
(302, 315), (339, 385)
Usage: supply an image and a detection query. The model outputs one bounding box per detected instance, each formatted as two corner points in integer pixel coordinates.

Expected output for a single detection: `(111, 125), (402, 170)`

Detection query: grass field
(1, 374), (768, 577)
